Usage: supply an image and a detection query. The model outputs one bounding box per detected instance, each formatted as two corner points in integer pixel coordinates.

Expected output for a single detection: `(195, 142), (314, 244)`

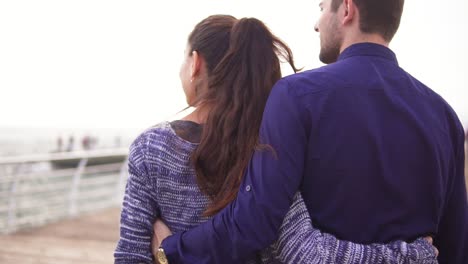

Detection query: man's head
(315, 0), (404, 64)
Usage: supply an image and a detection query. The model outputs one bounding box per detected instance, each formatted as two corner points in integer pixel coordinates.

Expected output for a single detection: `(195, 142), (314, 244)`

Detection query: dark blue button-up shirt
(162, 43), (468, 264)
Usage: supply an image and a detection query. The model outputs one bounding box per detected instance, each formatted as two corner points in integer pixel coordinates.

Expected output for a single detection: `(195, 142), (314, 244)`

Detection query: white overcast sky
(1, 0), (467, 130)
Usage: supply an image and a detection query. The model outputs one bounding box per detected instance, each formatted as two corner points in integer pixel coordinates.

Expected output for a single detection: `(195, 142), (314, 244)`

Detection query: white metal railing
(0, 149), (129, 234)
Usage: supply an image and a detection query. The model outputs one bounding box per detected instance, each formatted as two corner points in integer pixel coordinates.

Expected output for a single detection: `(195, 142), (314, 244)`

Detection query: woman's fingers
(424, 236), (439, 257)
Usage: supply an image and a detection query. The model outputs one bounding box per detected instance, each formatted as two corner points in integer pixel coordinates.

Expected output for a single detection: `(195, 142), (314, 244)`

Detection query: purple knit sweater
(114, 121), (437, 263)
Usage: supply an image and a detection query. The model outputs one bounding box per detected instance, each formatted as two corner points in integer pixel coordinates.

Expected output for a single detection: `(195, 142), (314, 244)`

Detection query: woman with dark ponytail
(190, 17), (299, 217)
(115, 15), (437, 263)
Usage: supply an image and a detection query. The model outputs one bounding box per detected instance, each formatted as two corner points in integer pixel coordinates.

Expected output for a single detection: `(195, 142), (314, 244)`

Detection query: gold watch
(156, 247), (169, 264)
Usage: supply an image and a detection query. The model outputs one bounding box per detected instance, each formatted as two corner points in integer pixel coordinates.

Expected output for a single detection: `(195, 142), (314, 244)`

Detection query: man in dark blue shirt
(158, 0), (468, 263)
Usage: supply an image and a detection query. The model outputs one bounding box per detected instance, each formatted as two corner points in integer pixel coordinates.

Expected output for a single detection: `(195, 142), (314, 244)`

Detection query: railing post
(68, 158), (88, 217)
(7, 172), (21, 233)
(116, 159), (128, 204)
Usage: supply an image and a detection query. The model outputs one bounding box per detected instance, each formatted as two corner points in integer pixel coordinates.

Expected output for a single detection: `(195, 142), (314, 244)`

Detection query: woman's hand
(424, 236), (439, 257)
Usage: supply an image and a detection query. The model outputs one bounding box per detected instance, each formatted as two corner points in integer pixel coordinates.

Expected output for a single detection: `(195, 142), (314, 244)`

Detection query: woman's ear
(191, 50), (201, 80)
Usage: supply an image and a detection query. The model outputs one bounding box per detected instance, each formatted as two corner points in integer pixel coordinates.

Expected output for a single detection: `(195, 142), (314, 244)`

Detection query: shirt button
(245, 185), (251, 192)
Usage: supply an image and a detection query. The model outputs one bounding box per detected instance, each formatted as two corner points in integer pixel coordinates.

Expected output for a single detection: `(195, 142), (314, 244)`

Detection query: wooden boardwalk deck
(0, 207), (121, 264)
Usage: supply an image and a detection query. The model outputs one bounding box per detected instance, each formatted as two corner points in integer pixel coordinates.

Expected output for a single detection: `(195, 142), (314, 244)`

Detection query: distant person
(56, 136), (63, 152)
(155, 0), (468, 263)
(82, 135), (91, 150)
(66, 136), (74, 152)
(114, 136), (121, 148)
(90, 136), (98, 149)
(114, 14), (437, 263)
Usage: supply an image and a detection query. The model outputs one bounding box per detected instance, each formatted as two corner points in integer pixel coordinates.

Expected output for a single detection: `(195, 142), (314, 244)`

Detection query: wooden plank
(0, 236), (115, 263)
(0, 252), (107, 264)
(0, 207), (121, 263)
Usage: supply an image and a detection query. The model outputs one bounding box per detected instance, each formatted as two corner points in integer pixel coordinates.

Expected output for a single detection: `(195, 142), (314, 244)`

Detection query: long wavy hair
(187, 15), (299, 216)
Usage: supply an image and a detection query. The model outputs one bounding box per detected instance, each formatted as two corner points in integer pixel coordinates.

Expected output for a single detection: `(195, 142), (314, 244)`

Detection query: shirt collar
(337, 42), (398, 65)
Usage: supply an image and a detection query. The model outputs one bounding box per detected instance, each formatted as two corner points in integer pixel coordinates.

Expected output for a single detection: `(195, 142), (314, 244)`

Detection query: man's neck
(340, 34), (389, 54)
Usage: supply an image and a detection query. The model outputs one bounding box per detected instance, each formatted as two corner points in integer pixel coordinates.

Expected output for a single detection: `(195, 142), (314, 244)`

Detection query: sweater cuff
(161, 232), (183, 264)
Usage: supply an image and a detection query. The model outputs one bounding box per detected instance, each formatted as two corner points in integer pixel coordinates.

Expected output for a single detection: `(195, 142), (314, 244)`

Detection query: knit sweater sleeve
(114, 132), (160, 263)
(273, 192), (438, 263)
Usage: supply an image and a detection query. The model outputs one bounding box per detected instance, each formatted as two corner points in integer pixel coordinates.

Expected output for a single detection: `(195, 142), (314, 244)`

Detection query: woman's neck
(181, 106), (210, 124)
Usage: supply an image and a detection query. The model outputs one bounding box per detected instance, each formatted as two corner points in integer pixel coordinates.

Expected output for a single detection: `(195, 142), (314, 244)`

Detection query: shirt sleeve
(274, 192), (437, 263)
(114, 133), (160, 263)
(161, 78), (308, 264)
(434, 122), (468, 264)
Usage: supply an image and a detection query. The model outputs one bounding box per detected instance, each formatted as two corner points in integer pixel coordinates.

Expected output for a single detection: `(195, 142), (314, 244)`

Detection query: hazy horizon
(1, 0), (467, 131)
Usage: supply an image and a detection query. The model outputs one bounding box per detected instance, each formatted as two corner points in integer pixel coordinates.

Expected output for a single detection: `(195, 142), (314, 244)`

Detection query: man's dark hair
(331, 0), (404, 41)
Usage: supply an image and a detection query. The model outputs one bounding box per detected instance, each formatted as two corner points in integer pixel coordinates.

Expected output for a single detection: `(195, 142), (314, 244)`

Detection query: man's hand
(152, 219), (172, 263)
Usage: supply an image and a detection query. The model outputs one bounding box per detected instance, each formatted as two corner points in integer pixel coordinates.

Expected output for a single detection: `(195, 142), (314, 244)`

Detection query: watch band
(157, 247), (169, 264)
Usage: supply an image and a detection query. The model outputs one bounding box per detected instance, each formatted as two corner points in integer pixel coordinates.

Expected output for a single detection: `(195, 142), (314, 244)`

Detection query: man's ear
(342, 0), (356, 25)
